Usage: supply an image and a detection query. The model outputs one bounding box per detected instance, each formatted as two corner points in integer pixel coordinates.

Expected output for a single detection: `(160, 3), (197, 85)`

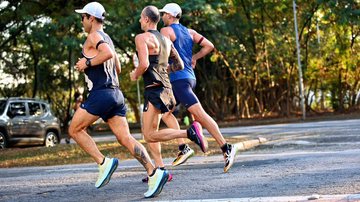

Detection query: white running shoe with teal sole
(144, 168), (169, 198)
(95, 157), (118, 189)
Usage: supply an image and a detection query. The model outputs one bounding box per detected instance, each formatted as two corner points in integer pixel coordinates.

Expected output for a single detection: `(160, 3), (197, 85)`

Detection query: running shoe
(187, 121), (208, 153)
(172, 144), (195, 166)
(223, 144), (239, 173)
(95, 157), (118, 189)
(167, 172), (173, 181)
(144, 168), (169, 198)
(142, 172), (173, 183)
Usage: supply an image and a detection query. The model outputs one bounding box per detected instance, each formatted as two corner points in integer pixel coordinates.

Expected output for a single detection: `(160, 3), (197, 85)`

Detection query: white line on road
(161, 194), (360, 202)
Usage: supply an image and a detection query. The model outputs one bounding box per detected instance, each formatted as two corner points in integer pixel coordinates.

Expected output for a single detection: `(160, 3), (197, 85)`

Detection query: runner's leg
(68, 108), (103, 164)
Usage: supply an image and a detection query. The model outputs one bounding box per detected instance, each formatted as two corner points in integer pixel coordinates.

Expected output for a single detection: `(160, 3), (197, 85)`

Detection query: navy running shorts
(171, 78), (199, 108)
(81, 88), (127, 122)
(143, 86), (176, 113)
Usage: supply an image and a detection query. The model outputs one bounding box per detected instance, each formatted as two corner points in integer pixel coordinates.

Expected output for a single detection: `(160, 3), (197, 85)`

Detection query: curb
(236, 137), (267, 151)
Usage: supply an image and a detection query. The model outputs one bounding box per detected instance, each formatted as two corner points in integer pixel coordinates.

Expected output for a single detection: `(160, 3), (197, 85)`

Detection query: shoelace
(224, 153), (230, 164)
(176, 146), (190, 157)
(182, 147), (190, 154)
(224, 146), (232, 164)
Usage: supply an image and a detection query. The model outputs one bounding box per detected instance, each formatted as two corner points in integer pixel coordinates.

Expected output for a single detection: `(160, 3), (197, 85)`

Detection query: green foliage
(0, 0), (358, 126)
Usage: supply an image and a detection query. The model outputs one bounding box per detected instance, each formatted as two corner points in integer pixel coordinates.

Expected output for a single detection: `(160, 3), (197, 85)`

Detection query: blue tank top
(82, 31), (119, 91)
(169, 23), (196, 82)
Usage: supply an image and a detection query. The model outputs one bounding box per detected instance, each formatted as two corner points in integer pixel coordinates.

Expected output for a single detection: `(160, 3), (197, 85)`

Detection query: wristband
(198, 36), (204, 44)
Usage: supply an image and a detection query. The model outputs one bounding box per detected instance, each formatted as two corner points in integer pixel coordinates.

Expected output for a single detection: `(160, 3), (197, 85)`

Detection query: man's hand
(75, 58), (87, 72)
(130, 69), (137, 81)
(191, 57), (197, 69)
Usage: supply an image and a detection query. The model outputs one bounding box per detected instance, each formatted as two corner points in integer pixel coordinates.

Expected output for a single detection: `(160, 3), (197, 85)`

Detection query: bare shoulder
(160, 26), (172, 34)
(135, 33), (146, 43)
(160, 26), (174, 39)
(188, 28), (199, 36)
(88, 32), (103, 46)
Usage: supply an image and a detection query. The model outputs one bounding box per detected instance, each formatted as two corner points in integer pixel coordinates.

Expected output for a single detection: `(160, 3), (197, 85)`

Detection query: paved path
(2, 119), (360, 201)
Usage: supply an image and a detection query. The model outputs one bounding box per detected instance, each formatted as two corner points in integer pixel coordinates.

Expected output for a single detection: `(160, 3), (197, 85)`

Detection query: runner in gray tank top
(130, 6), (209, 193)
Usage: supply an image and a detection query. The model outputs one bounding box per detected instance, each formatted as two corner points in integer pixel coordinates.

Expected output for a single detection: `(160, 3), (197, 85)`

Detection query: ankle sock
(149, 169), (157, 177)
(186, 128), (191, 139)
(179, 144), (186, 151)
(100, 158), (105, 165)
(221, 143), (230, 153)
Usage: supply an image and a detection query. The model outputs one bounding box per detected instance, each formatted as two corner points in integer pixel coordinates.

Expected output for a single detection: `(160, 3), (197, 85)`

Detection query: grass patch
(0, 137), (246, 168)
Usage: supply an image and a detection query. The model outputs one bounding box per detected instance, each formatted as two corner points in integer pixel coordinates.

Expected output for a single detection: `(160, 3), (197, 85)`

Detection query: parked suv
(0, 97), (62, 148)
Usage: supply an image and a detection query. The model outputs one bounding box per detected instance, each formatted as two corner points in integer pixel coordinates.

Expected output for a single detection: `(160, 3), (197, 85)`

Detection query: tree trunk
(27, 38), (38, 98)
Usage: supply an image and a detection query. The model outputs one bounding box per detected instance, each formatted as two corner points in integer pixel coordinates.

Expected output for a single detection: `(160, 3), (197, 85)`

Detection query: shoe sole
(96, 158), (119, 189)
(172, 150), (195, 166)
(224, 145), (238, 173)
(145, 171), (169, 198)
(193, 122), (208, 153)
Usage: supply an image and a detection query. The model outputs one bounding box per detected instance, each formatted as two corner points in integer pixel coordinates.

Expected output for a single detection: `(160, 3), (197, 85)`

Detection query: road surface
(1, 119), (360, 201)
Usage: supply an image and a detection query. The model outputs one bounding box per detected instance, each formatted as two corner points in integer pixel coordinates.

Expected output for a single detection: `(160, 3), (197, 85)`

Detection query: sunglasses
(81, 14), (90, 21)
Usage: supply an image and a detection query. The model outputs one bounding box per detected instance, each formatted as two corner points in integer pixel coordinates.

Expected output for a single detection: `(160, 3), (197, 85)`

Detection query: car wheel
(0, 132), (7, 149)
(44, 131), (59, 147)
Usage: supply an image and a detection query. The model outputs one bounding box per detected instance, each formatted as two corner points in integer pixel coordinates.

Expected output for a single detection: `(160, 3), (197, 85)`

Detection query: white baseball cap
(75, 2), (105, 20)
(159, 3), (182, 18)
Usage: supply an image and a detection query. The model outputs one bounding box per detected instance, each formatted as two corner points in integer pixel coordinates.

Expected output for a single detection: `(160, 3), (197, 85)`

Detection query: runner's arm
(161, 28), (183, 72)
(86, 32), (114, 66)
(168, 39), (184, 72)
(189, 29), (214, 68)
(114, 52), (121, 74)
(75, 32), (114, 72)
(130, 34), (149, 80)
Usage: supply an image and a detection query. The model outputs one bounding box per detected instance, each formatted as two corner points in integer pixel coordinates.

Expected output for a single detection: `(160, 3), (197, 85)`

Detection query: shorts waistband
(104, 84), (118, 89)
(90, 84), (119, 91)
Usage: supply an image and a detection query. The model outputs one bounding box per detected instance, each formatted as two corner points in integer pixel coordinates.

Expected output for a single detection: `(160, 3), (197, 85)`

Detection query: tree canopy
(0, 0), (359, 129)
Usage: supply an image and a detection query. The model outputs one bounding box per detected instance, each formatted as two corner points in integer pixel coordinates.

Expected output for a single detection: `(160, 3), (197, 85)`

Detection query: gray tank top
(142, 30), (171, 89)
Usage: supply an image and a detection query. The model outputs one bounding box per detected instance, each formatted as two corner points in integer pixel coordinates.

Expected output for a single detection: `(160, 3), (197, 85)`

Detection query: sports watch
(85, 59), (92, 67)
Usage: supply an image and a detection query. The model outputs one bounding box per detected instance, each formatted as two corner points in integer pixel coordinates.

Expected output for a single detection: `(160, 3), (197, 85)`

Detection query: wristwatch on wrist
(85, 59), (92, 67)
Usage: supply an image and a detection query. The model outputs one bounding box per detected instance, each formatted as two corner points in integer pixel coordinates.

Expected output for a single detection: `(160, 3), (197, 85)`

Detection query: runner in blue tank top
(70, 2), (168, 197)
(159, 3), (239, 172)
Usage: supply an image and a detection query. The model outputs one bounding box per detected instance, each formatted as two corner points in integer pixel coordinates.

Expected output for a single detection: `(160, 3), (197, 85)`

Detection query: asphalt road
(1, 119), (360, 201)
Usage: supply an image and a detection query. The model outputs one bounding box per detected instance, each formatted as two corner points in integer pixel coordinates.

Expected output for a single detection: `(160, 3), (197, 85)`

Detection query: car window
(8, 102), (26, 117)
(41, 103), (48, 114)
(0, 100), (6, 115)
(28, 102), (43, 116)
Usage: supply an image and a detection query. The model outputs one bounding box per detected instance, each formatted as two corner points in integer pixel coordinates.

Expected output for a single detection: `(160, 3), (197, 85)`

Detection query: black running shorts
(143, 87), (176, 113)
